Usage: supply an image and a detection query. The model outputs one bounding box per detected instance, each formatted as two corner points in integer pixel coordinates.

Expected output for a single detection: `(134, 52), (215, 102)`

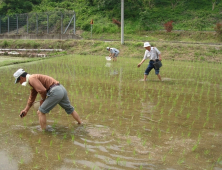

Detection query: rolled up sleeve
(28, 78), (47, 105)
(143, 50), (150, 60)
(155, 47), (161, 55)
(27, 89), (38, 106)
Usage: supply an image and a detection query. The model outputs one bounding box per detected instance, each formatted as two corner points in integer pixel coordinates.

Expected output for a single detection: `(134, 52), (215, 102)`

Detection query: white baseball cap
(143, 42), (151, 47)
(13, 68), (25, 83)
(106, 47), (110, 50)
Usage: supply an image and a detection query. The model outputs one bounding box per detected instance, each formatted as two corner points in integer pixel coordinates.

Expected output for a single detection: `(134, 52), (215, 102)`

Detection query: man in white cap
(13, 68), (82, 130)
(106, 47), (119, 62)
(137, 42), (162, 81)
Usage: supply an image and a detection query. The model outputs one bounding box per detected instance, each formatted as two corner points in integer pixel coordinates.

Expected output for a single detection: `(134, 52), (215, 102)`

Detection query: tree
(155, 0), (170, 6)
(170, 0), (180, 9)
(184, 0), (208, 10)
(143, 0), (155, 9)
(212, 0), (220, 10)
(0, 0), (41, 15)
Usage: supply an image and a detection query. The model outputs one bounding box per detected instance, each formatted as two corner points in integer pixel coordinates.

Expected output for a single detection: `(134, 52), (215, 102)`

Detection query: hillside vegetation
(0, 0), (222, 34)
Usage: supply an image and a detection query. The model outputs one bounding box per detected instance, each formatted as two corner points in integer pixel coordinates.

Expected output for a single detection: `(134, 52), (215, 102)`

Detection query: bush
(164, 21), (173, 32)
(112, 18), (121, 28)
(214, 23), (222, 41)
(2, 40), (9, 48)
(214, 23), (222, 39)
(31, 42), (40, 48)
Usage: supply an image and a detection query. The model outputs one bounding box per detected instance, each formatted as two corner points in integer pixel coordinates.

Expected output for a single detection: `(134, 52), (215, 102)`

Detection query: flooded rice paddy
(0, 55), (222, 170)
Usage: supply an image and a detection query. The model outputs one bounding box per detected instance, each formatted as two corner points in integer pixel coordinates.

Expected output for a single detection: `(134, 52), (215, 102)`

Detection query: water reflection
(0, 56), (222, 169)
(0, 151), (18, 170)
(105, 62), (111, 67)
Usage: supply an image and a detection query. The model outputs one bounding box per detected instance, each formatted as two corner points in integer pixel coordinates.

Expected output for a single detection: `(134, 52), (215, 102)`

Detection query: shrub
(2, 40), (9, 48)
(112, 18), (121, 28)
(31, 42), (40, 48)
(214, 23), (222, 40)
(164, 20), (173, 32)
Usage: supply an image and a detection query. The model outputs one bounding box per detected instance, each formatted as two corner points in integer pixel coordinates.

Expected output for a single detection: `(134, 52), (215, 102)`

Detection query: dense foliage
(0, 0), (221, 32)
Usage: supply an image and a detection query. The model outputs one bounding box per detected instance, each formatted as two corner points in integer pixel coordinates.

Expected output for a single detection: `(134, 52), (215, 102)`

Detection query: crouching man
(13, 68), (82, 130)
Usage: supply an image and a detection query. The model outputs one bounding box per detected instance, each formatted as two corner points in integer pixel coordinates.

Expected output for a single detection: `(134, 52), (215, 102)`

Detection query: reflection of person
(137, 42), (162, 81)
(13, 68), (82, 130)
(106, 47), (119, 62)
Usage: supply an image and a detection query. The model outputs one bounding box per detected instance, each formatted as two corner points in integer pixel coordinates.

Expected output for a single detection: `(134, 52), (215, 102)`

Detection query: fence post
(16, 15), (18, 34)
(8, 16), (9, 34)
(47, 13), (49, 34)
(74, 12), (76, 34)
(36, 13), (38, 34)
(27, 14), (29, 34)
(61, 13), (63, 34)
(0, 16), (1, 34)
(91, 23), (93, 38)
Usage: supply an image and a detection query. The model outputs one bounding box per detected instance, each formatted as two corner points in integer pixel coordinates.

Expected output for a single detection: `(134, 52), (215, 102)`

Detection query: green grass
(0, 56), (44, 67)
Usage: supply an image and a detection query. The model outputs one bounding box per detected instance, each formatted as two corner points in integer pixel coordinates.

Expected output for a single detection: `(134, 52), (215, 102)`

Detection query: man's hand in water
(19, 110), (27, 118)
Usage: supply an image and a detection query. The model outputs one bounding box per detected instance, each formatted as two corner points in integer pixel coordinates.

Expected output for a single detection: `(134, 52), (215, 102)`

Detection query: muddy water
(0, 55), (222, 170)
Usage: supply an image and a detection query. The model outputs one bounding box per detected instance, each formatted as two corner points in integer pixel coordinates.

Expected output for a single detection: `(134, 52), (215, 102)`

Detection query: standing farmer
(13, 68), (82, 130)
(106, 47), (119, 62)
(137, 42), (162, 81)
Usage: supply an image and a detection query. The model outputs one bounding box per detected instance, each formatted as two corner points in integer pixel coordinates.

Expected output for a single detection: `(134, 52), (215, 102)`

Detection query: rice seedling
(142, 139), (147, 146)
(19, 158), (24, 164)
(85, 147), (89, 154)
(45, 151), (48, 160)
(63, 133), (67, 139)
(19, 133), (22, 139)
(116, 157), (121, 165)
(38, 138), (41, 144)
(35, 147), (38, 154)
(57, 153), (61, 161)
(177, 157), (185, 165)
(33, 164), (39, 169)
(162, 155), (167, 163)
(71, 135), (75, 141)
(192, 142), (199, 152)
(60, 144), (63, 149)
(0, 51), (221, 170)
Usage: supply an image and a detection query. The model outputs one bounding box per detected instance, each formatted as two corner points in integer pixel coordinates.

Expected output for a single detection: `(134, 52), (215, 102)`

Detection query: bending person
(13, 68), (82, 130)
(106, 47), (119, 62)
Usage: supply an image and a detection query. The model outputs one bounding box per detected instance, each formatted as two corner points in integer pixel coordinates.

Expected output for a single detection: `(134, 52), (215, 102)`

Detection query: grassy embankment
(0, 31), (222, 67)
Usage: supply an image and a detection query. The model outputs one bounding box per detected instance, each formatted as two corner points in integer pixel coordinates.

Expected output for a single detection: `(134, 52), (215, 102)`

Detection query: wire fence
(0, 11), (76, 35)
